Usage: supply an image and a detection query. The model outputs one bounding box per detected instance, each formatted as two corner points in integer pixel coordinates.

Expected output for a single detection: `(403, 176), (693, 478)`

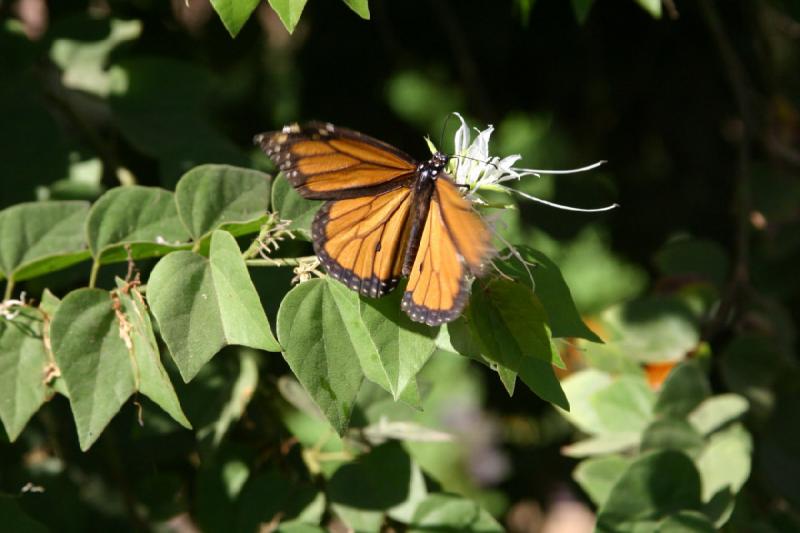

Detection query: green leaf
(499, 246), (601, 341)
(49, 19), (142, 97)
(86, 186), (190, 264)
(0, 495), (48, 533)
(656, 511), (715, 533)
(591, 375), (656, 434)
(0, 201), (90, 282)
(654, 238), (728, 289)
(562, 432), (640, 458)
(148, 230), (279, 381)
(635, 0), (662, 18)
(688, 394), (748, 436)
(603, 296), (700, 363)
(341, 0), (370, 19)
(198, 348), (259, 446)
(0, 307), (50, 441)
(696, 424), (752, 517)
(276, 278), (364, 434)
(467, 278), (568, 409)
(209, 0), (261, 37)
(559, 369), (613, 434)
(573, 454), (631, 507)
(571, 0), (594, 24)
(236, 469), (323, 532)
(174, 164), (271, 241)
(329, 441), (412, 509)
(654, 360), (711, 418)
(268, 0), (309, 33)
(596, 451), (703, 532)
(270, 173), (322, 240)
(408, 493), (504, 533)
(114, 279), (190, 429)
(358, 284), (437, 401)
(640, 419), (705, 457)
(50, 288), (137, 450)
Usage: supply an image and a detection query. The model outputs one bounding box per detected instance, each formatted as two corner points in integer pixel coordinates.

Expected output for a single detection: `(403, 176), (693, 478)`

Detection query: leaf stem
(3, 279), (14, 301)
(88, 260), (100, 288)
(246, 255), (318, 268)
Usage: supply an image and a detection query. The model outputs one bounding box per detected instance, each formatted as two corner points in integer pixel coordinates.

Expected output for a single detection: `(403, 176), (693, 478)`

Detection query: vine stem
(88, 260), (100, 288)
(246, 256), (317, 268)
(3, 279), (14, 301)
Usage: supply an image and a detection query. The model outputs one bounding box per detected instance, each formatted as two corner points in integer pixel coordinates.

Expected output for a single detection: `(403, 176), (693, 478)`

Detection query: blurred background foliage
(1, 0), (800, 531)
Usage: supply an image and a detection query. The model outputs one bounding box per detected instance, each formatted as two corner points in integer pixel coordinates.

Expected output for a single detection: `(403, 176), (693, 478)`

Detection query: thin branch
(246, 256), (318, 268)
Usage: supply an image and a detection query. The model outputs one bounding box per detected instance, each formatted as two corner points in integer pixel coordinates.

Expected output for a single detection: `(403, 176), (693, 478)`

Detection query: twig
(699, 0), (757, 339)
(246, 256), (318, 268)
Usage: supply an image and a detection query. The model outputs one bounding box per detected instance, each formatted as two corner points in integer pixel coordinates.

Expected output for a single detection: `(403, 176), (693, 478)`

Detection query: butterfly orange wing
(255, 122), (417, 200)
(312, 187), (413, 297)
(402, 177), (492, 326)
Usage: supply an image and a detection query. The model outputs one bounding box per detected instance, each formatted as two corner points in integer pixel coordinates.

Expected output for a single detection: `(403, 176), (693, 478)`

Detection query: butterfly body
(255, 122), (492, 326)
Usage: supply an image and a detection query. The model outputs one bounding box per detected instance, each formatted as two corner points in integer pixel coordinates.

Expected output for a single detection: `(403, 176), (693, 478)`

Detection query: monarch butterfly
(254, 122), (492, 326)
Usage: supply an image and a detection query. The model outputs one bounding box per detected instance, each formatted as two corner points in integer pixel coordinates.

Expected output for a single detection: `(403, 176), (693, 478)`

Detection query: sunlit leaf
(148, 230), (279, 381)
(0, 307), (49, 441)
(341, 0), (370, 19)
(174, 164), (271, 241)
(688, 394), (748, 436)
(50, 288), (136, 450)
(268, 0), (309, 33)
(276, 278), (364, 434)
(86, 186), (190, 264)
(114, 278), (190, 429)
(407, 493), (504, 533)
(635, 0), (662, 18)
(209, 0), (261, 37)
(696, 424), (752, 525)
(0, 201), (90, 282)
(573, 454), (631, 507)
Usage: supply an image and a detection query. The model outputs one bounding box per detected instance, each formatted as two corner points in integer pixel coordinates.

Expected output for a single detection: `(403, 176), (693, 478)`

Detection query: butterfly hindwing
(312, 187), (414, 297)
(255, 122), (417, 200)
(401, 177), (492, 326)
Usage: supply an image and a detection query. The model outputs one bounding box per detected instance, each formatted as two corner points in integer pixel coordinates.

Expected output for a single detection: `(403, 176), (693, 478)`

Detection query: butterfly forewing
(255, 122), (417, 200)
(312, 187), (413, 297)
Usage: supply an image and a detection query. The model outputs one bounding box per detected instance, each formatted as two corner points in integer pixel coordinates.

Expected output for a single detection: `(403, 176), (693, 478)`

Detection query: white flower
(448, 113), (618, 213)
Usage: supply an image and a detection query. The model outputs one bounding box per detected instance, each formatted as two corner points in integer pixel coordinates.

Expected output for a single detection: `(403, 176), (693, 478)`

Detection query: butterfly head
(417, 152), (450, 183)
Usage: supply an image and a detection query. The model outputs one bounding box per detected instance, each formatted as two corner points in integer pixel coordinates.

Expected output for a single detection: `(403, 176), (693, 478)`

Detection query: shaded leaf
(276, 278), (364, 434)
(640, 418), (705, 457)
(0, 201), (90, 282)
(148, 230), (279, 381)
(0, 495), (48, 533)
(174, 164), (271, 241)
(467, 278), (568, 409)
(498, 246), (601, 341)
(270, 173), (322, 240)
(596, 451), (703, 532)
(329, 441), (412, 509)
(86, 186), (190, 264)
(654, 360), (711, 418)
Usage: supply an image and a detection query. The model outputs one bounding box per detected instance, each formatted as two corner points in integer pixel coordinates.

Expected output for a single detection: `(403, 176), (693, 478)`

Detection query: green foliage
(3, 0), (798, 531)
